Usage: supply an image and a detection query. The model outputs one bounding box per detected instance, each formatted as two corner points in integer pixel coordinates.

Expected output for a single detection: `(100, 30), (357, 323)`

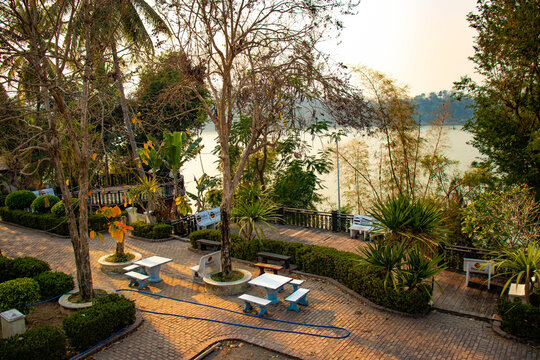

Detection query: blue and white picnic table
(134, 256), (173, 283)
(248, 273), (292, 304)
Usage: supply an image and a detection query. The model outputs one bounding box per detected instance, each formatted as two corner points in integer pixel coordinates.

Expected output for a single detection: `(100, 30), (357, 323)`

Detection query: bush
(30, 195), (61, 214)
(497, 298), (540, 342)
(51, 198), (79, 217)
(0, 256), (14, 283)
(0, 207), (109, 236)
(63, 293), (135, 351)
(34, 271), (74, 300)
(131, 221), (173, 239)
(0, 278), (40, 314)
(12, 256), (50, 278)
(0, 325), (67, 360)
(5, 190), (36, 210)
(188, 229), (432, 314)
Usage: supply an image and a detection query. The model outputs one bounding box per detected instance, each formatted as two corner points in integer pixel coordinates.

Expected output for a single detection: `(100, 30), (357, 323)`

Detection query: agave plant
(370, 195), (446, 250)
(358, 240), (407, 289)
(232, 197), (281, 241)
(399, 246), (446, 295)
(487, 244), (540, 305)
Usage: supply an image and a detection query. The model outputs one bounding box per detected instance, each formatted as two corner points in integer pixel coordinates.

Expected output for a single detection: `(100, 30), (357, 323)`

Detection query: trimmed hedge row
(62, 294), (135, 351)
(497, 298), (540, 342)
(0, 277), (40, 314)
(0, 207), (109, 236)
(5, 190), (36, 210)
(0, 256), (50, 283)
(189, 229), (431, 314)
(0, 325), (67, 360)
(131, 221), (173, 239)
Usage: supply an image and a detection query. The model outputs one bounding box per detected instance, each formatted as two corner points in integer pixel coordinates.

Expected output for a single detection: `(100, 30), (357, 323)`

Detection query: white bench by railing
(195, 207), (221, 230)
(464, 258), (494, 289)
(350, 215), (377, 240)
(190, 251), (221, 284)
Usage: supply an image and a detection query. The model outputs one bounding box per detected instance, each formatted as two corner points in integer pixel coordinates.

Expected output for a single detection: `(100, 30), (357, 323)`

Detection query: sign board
(32, 188), (55, 197)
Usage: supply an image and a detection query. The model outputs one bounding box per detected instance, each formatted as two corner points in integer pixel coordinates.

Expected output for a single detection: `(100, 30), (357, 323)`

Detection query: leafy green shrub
(12, 256), (50, 278)
(131, 221), (173, 239)
(30, 195), (60, 214)
(0, 256), (14, 283)
(5, 190), (36, 210)
(188, 229), (432, 313)
(497, 298), (540, 342)
(63, 293), (135, 351)
(0, 277), (40, 314)
(34, 271), (74, 300)
(51, 198), (79, 217)
(0, 325), (67, 360)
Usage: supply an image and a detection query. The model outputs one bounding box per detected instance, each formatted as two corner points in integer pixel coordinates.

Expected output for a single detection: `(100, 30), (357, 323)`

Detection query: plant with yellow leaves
(90, 206), (133, 261)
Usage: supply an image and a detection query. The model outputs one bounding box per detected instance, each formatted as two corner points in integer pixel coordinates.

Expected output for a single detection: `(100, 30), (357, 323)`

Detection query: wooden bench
(190, 251), (221, 284)
(257, 251), (291, 269)
(125, 271), (150, 290)
(254, 262), (283, 275)
(285, 288), (310, 312)
(238, 294), (272, 316)
(196, 239), (221, 251)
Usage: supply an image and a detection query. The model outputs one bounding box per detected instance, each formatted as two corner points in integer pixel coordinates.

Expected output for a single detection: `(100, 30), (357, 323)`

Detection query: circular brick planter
(98, 252), (142, 274)
(203, 269), (252, 295)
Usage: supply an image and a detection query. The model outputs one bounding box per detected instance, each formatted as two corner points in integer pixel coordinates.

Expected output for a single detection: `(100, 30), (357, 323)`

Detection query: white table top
(135, 256), (172, 268)
(248, 273), (292, 290)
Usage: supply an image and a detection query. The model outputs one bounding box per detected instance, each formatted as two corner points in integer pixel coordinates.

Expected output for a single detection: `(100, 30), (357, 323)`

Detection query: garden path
(0, 222), (537, 359)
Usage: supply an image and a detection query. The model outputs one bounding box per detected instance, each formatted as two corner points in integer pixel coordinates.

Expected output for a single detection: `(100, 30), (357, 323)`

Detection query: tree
(0, 0), (115, 300)
(456, 0), (540, 196)
(161, 0), (370, 277)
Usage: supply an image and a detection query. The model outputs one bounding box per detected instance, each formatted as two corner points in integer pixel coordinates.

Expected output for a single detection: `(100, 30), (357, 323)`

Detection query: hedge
(30, 195), (61, 214)
(51, 198), (79, 217)
(63, 293), (135, 351)
(0, 207), (109, 236)
(0, 256), (50, 283)
(131, 221), (173, 239)
(188, 229), (431, 314)
(34, 271), (74, 300)
(5, 190), (36, 210)
(0, 277), (40, 314)
(0, 325), (67, 360)
(497, 298), (540, 342)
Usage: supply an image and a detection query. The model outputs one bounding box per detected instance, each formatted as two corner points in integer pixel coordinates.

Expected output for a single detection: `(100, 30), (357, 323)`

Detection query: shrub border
(127, 234), (177, 243)
(491, 315), (540, 347)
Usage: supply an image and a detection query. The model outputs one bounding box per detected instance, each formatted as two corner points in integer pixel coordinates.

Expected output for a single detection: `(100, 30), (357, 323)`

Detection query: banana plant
(187, 173), (219, 212)
(163, 131), (202, 215)
(138, 136), (164, 179)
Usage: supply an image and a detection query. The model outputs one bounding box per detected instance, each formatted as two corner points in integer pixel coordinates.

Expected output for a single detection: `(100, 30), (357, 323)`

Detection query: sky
(325, 0), (482, 96)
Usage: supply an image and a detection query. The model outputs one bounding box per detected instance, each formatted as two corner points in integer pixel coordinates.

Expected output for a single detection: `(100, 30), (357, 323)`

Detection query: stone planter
(203, 269), (252, 295)
(98, 252), (142, 274)
(58, 287), (115, 314)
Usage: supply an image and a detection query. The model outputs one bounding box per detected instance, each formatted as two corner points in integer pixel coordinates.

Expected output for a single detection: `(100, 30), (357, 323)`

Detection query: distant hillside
(412, 90), (474, 125)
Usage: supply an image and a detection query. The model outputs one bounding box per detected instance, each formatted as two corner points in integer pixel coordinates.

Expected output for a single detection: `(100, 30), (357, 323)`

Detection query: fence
(279, 207), (354, 233)
(85, 183), (174, 208)
(171, 215), (197, 236)
(439, 243), (499, 271)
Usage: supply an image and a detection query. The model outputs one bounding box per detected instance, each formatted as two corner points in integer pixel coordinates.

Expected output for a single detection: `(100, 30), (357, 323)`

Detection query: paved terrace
(263, 225), (501, 319)
(0, 222), (537, 360)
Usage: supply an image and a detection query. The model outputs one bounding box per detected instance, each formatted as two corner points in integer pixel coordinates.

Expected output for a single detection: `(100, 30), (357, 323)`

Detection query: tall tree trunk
(111, 42), (145, 180)
(220, 190), (233, 277)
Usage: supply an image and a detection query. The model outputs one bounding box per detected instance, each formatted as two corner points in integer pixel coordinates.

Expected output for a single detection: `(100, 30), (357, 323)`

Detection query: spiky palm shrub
(370, 195), (446, 251)
(358, 241), (407, 289)
(488, 244), (540, 305)
(400, 246), (447, 296)
(232, 198), (281, 241)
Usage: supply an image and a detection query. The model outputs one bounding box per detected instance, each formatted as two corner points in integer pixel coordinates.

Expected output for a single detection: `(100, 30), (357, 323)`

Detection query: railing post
(331, 210), (338, 232)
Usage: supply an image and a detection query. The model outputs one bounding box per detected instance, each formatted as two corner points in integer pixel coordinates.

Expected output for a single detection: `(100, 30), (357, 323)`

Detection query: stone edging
(127, 234), (177, 243)
(73, 311), (144, 360)
(0, 220), (70, 239)
(491, 315), (540, 347)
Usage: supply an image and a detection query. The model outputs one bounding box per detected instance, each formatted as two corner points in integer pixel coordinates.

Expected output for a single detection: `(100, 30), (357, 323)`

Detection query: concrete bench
(278, 278), (304, 293)
(257, 251), (291, 269)
(238, 294), (272, 316)
(190, 251), (221, 284)
(123, 264), (143, 273)
(196, 239), (221, 251)
(508, 283), (526, 302)
(125, 271), (150, 290)
(285, 288), (310, 312)
(254, 262), (283, 275)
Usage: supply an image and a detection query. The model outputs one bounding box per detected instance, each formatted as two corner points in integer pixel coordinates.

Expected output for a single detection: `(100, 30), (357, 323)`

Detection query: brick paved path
(0, 222), (538, 360)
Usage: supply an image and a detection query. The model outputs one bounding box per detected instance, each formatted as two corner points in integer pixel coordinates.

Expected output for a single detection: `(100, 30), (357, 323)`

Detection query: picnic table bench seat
(196, 239), (221, 251)
(254, 262), (283, 275)
(123, 264), (142, 273)
(125, 271), (150, 290)
(257, 251), (291, 269)
(238, 294), (272, 316)
(285, 288), (310, 312)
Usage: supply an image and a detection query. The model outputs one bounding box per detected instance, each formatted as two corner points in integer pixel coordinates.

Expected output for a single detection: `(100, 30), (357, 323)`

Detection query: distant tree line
(412, 91), (474, 124)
